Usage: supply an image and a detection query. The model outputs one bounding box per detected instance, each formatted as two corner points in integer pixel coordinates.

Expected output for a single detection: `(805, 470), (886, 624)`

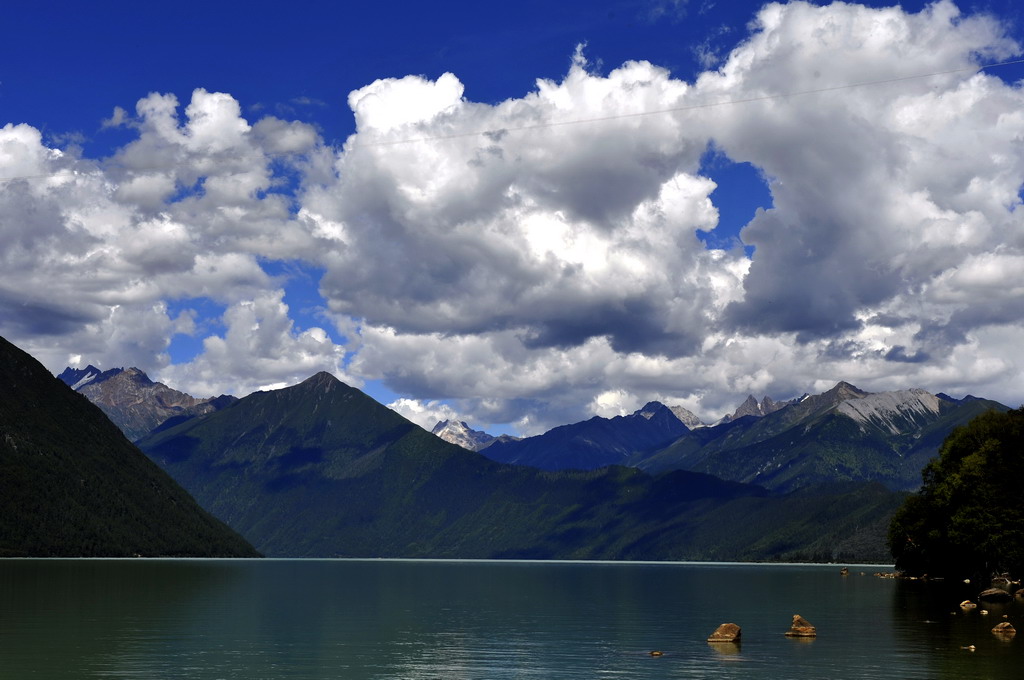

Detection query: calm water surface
(1, 559), (1020, 679)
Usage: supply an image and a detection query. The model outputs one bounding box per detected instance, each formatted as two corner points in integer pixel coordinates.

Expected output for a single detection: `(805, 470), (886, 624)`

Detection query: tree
(888, 407), (1024, 579)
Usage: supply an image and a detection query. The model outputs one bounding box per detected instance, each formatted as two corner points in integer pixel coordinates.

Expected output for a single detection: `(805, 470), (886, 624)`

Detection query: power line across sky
(3, 57), (1023, 185)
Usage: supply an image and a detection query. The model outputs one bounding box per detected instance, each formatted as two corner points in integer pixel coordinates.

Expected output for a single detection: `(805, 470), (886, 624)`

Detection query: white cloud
(304, 54), (726, 359)
(348, 72), (465, 133)
(3, 1), (1024, 435)
(387, 398), (460, 431)
(157, 290), (353, 398)
(0, 90), (338, 389)
(701, 1), (1023, 343)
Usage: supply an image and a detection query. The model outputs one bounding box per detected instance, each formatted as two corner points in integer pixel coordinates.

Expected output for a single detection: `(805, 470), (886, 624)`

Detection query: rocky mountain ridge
(430, 419), (521, 451)
(835, 388), (941, 435)
(668, 405), (703, 428)
(58, 365), (236, 442)
(716, 393), (798, 424)
(633, 381), (1008, 491)
(455, 380), (1008, 493)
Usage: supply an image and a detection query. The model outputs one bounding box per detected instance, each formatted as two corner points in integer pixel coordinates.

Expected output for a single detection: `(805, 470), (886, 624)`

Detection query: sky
(3, 0), (1024, 436)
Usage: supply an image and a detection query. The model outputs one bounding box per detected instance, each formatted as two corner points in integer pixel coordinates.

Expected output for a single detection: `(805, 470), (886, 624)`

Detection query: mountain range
(479, 401), (691, 470)
(0, 336), (258, 558)
(459, 382), (1007, 493)
(42, 354), (1011, 563)
(133, 372), (903, 561)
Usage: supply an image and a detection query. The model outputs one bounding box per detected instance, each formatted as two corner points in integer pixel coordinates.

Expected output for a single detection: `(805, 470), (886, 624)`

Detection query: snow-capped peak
(431, 419), (497, 452)
(70, 370), (100, 390)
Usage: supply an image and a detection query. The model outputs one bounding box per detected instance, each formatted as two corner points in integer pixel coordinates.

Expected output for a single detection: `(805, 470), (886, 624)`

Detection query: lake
(1, 559), (1019, 679)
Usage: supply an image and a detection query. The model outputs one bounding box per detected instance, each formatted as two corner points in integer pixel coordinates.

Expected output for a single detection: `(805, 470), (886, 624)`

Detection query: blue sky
(3, 0), (1024, 435)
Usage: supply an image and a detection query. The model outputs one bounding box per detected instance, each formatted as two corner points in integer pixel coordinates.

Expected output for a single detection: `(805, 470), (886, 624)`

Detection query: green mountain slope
(0, 336), (259, 557)
(137, 373), (902, 561)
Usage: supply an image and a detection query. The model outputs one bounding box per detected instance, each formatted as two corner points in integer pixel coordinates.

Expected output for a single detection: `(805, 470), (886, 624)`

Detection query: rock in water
(784, 614), (817, 637)
(979, 588), (1012, 602)
(992, 622), (1016, 638)
(707, 623), (742, 643)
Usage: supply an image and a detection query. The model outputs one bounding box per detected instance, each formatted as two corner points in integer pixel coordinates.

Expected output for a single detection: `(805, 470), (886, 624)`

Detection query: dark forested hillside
(0, 336), (259, 557)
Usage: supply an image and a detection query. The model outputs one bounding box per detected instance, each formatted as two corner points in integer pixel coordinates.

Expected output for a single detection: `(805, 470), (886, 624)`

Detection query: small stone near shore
(707, 623), (741, 643)
(979, 588), (1012, 603)
(784, 614), (817, 638)
(992, 622), (1017, 638)
(960, 600), (977, 610)
(840, 567), (849, 576)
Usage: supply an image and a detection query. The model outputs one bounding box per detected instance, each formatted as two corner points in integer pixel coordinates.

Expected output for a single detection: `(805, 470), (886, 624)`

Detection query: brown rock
(979, 588), (1012, 602)
(992, 622), (1017, 638)
(784, 614), (817, 638)
(960, 600), (977, 610)
(707, 623), (741, 643)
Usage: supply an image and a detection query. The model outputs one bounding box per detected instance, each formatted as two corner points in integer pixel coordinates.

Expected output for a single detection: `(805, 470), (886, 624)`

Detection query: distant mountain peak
(299, 371), (342, 390)
(58, 363), (237, 441)
(718, 393), (793, 424)
(57, 365), (123, 390)
(431, 419), (499, 451)
(667, 404), (704, 428)
(122, 367), (154, 385)
(635, 401), (670, 420)
(826, 381), (870, 399)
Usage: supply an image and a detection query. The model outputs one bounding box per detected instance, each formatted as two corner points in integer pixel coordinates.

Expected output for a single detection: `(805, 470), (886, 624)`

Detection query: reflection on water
(890, 577), (1022, 680)
(1, 559), (1019, 679)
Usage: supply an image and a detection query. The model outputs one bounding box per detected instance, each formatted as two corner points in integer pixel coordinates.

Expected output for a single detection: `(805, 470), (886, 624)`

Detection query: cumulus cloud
(387, 398), (461, 431)
(705, 1), (1023, 344)
(289, 1), (1024, 429)
(3, 1), (1024, 433)
(157, 290), (354, 398)
(304, 51), (731, 361)
(0, 90), (345, 391)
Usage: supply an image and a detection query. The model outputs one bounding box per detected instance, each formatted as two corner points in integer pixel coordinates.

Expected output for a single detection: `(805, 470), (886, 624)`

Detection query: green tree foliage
(888, 407), (1024, 579)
